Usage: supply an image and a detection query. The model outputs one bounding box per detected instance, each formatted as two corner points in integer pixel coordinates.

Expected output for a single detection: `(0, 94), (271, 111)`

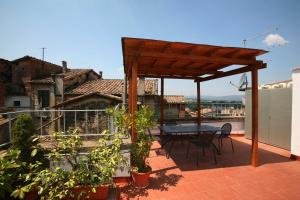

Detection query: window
(13, 101), (21, 107)
(38, 90), (50, 108)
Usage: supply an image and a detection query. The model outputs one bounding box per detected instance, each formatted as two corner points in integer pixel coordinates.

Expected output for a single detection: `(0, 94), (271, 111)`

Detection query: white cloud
(263, 33), (288, 46)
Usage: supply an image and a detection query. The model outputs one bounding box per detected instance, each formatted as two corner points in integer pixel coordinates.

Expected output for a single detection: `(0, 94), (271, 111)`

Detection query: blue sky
(0, 0), (299, 96)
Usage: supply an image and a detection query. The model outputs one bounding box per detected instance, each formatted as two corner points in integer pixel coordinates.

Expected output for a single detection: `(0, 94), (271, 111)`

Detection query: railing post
(96, 111), (99, 134)
(63, 111), (66, 134)
(85, 111), (88, 134)
(8, 113), (12, 142)
(74, 111), (77, 128)
(40, 112), (43, 135)
(50, 111), (55, 133)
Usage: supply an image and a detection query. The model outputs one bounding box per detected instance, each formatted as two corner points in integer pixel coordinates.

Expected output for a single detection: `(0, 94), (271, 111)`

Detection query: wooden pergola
(122, 37), (268, 167)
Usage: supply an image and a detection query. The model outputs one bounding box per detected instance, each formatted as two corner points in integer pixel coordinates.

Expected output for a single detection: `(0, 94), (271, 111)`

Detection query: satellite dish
(229, 73), (248, 92)
(238, 73), (248, 91)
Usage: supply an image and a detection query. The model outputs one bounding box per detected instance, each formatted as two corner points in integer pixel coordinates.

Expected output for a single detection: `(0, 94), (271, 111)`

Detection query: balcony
(119, 131), (300, 199)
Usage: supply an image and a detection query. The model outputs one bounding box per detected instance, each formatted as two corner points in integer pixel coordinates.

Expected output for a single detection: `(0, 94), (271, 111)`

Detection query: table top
(159, 124), (221, 134)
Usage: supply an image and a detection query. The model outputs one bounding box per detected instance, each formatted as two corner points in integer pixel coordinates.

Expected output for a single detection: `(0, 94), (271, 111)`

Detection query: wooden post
(251, 68), (259, 167)
(160, 78), (164, 135)
(123, 74), (128, 105)
(197, 81), (201, 125)
(128, 74), (132, 112)
(130, 59), (138, 142)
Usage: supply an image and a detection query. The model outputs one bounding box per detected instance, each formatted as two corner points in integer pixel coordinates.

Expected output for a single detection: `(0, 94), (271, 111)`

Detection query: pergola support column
(251, 68), (259, 167)
(160, 78), (164, 135)
(128, 59), (138, 142)
(197, 82), (201, 125)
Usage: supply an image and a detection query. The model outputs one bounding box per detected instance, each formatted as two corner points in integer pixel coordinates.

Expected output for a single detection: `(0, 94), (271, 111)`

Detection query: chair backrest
(221, 123), (232, 137)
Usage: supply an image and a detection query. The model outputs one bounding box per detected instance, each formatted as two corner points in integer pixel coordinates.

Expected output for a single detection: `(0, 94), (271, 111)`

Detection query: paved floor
(120, 137), (300, 200)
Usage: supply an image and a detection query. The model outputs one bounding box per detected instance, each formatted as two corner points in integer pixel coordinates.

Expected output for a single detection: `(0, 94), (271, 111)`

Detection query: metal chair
(148, 127), (188, 159)
(218, 123), (234, 152)
(186, 131), (218, 166)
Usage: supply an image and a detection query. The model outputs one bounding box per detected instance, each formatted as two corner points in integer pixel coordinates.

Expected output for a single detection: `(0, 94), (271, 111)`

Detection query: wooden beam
(251, 68), (259, 167)
(130, 59), (138, 142)
(139, 68), (208, 76)
(140, 74), (196, 80)
(197, 82), (201, 125)
(126, 50), (260, 66)
(160, 78), (164, 135)
(195, 63), (266, 82)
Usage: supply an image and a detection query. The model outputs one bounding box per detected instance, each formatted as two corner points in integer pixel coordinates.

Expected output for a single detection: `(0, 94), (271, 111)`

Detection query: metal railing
(0, 108), (117, 148)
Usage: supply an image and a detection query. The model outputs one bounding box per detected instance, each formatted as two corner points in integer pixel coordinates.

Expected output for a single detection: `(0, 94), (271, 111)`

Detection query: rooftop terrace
(119, 136), (300, 200)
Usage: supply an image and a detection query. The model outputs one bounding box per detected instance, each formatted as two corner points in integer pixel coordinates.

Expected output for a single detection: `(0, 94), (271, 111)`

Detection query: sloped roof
(52, 92), (121, 108)
(164, 95), (186, 104)
(11, 55), (62, 69)
(67, 79), (158, 95)
(28, 69), (97, 84)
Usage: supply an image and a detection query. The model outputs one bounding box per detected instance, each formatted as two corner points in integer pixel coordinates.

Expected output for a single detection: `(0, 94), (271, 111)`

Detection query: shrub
(10, 114), (36, 162)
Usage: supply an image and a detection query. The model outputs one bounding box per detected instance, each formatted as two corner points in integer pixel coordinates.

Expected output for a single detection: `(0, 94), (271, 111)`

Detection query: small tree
(10, 114), (36, 162)
(10, 114), (47, 167)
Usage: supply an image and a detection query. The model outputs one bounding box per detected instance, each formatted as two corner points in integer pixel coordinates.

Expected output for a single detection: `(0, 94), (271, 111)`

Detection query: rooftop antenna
(41, 47), (47, 61)
(243, 27), (279, 47)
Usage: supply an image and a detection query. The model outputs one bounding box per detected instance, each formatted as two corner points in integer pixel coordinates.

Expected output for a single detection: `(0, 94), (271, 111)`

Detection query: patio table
(159, 124), (221, 134)
(158, 124), (221, 158)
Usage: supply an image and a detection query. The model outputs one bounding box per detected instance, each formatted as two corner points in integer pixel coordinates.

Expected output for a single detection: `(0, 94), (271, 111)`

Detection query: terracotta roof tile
(67, 79), (158, 95)
(53, 92), (121, 108)
(28, 69), (95, 84)
(164, 95), (186, 104)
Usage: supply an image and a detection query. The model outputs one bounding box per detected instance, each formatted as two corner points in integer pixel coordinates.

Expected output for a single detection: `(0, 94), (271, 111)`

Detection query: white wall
(245, 86), (292, 150)
(291, 68), (300, 156)
(4, 96), (31, 110)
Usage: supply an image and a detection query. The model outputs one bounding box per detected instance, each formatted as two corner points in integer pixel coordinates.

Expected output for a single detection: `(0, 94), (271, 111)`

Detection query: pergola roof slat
(122, 37), (268, 80)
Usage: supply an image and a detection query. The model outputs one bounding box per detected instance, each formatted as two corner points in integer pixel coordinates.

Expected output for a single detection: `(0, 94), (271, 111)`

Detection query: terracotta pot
(131, 166), (152, 187)
(25, 189), (38, 200)
(65, 185), (109, 200)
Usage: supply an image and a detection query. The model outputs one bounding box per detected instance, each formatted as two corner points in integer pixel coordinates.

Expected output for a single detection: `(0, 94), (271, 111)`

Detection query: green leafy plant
(13, 121), (127, 199)
(131, 105), (156, 173)
(0, 149), (25, 199)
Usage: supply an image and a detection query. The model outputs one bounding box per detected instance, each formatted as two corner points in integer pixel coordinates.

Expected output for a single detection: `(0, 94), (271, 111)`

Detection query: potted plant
(13, 125), (126, 200)
(130, 105), (156, 187)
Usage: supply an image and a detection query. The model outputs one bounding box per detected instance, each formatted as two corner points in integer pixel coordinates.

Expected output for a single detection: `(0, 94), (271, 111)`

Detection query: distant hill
(186, 95), (243, 101)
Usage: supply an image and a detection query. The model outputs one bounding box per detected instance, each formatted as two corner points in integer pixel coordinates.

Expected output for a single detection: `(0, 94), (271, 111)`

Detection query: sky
(0, 0), (299, 96)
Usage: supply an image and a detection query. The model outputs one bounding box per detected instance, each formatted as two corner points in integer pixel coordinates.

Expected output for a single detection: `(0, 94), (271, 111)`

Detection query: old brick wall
(12, 59), (62, 85)
(0, 59), (12, 107)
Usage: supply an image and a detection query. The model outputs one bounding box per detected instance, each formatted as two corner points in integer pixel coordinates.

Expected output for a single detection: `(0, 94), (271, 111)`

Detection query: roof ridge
(12, 55), (63, 68)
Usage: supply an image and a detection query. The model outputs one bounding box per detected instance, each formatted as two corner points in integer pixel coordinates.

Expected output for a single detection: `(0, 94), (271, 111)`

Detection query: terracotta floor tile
(119, 138), (300, 200)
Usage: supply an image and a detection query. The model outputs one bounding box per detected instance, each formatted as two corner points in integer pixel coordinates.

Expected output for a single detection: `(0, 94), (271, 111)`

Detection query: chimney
(99, 71), (103, 79)
(52, 73), (64, 101)
(62, 61), (67, 73)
